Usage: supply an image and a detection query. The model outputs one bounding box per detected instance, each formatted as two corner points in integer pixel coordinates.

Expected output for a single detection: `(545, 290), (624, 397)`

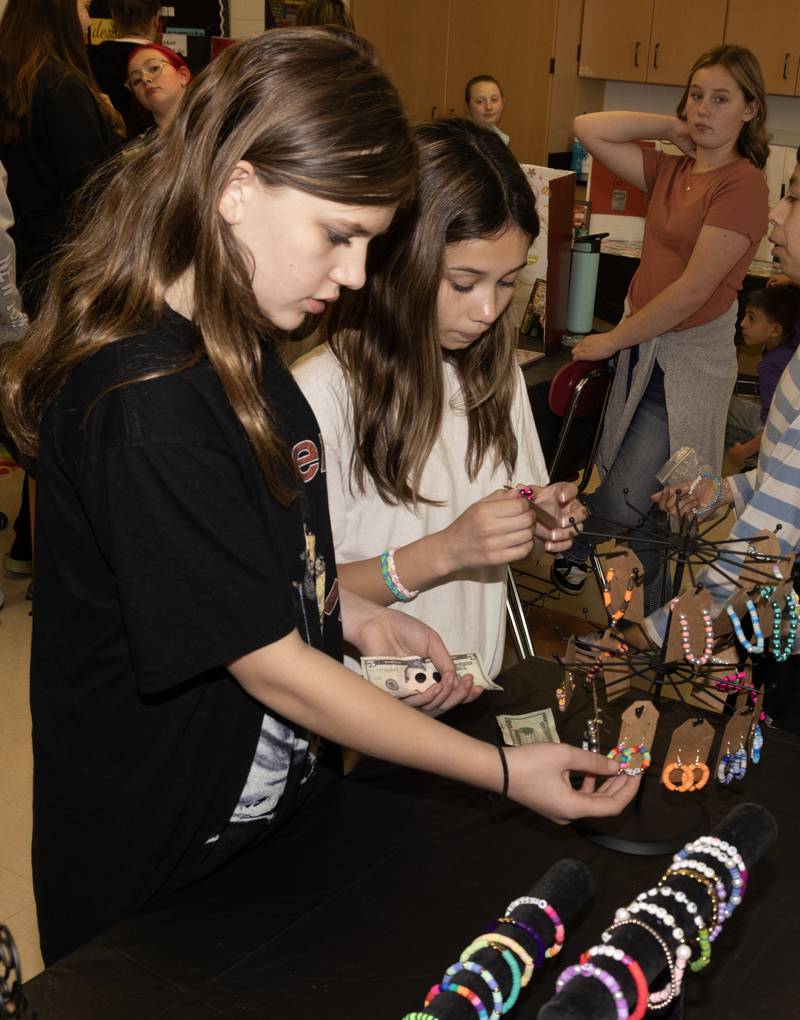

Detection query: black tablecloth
(23, 658), (800, 1019)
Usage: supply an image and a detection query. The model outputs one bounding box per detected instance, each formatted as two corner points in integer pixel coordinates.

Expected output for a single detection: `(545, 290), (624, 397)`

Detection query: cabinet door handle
(653, 42), (660, 69)
(783, 53), (790, 79)
(431, 105), (438, 119)
(634, 41), (640, 67)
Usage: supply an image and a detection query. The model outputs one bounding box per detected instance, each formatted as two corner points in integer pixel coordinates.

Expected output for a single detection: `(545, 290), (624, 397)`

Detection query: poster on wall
(89, 1), (225, 72)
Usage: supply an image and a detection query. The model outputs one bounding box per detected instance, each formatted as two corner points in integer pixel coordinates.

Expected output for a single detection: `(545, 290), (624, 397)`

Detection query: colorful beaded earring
(714, 668), (746, 692)
(607, 743), (651, 775)
(601, 566), (636, 625)
(750, 724), (764, 764)
(678, 610), (714, 666)
(771, 593), (798, 662)
(726, 600), (764, 655)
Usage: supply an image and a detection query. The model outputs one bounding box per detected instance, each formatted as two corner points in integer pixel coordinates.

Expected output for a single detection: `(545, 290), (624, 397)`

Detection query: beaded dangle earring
(662, 749), (693, 792)
(678, 609), (714, 666)
(771, 592), (798, 662)
(726, 599), (765, 655)
(750, 724), (764, 764)
(601, 567), (636, 626)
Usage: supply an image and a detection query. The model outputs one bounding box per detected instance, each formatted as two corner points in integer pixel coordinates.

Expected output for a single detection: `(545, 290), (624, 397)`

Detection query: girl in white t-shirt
(293, 118), (584, 708)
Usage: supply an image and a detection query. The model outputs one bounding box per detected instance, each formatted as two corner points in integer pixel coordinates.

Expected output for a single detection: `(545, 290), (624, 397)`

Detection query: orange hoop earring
(688, 759), (710, 791)
(661, 752), (693, 792)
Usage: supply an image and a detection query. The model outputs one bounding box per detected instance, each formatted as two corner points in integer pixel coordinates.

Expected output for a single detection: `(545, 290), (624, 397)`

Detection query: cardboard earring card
(615, 699), (659, 752)
(713, 531), (792, 639)
(688, 645), (741, 715)
(661, 718), (714, 789)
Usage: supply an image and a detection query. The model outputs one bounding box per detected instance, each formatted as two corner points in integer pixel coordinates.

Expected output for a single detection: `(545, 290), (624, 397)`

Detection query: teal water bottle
(565, 232), (609, 340)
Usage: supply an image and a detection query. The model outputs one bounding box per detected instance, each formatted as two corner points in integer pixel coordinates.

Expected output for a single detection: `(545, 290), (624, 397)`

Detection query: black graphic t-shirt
(32, 308), (341, 963)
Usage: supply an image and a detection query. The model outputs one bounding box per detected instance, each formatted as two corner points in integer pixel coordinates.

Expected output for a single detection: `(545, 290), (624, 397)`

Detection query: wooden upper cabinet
(579, 0), (653, 83)
(647, 0), (727, 86)
(444, 0), (558, 165)
(725, 0), (800, 96)
(352, 0), (450, 123)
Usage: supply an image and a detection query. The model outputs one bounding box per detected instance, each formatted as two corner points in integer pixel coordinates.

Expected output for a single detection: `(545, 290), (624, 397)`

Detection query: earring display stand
(559, 492), (790, 856)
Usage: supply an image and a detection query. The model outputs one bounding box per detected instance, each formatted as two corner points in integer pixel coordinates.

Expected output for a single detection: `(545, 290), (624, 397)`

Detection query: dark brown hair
(326, 117), (538, 506)
(295, 0), (354, 29)
(109, 0), (161, 35)
(677, 44), (769, 170)
(464, 75), (504, 104)
(0, 0), (124, 144)
(747, 284), (800, 346)
(0, 29), (415, 506)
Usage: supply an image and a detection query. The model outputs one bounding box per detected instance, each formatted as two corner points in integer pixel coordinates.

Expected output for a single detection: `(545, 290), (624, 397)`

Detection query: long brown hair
(677, 44), (769, 170)
(326, 117), (539, 506)
(0, 29), (415, 506)
(0, 0), (124, 144)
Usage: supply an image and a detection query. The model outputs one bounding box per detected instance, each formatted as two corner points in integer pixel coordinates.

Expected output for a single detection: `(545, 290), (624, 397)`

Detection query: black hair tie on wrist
(489, 744), (510, 822)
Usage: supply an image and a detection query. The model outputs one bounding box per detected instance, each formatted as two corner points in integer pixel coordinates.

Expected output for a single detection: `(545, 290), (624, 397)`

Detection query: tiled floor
(0, 466), (42, 980)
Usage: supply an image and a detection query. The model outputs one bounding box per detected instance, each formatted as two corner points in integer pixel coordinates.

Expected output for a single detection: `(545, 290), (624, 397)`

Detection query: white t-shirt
(292, 343), (548, 677)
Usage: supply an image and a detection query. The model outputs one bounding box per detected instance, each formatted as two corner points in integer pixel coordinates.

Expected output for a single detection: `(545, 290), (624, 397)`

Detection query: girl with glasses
(126, 43), (192, 132)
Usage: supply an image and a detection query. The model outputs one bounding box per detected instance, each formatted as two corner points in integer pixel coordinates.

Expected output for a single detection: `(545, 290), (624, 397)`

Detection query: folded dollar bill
(496, 708), (561, 746)
(361, 651), (501, 698)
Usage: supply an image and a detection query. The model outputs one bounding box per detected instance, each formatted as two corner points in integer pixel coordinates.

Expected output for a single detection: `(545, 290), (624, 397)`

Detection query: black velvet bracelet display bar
(408, 859), (592, 1019)
(537, 804), (778, 1020)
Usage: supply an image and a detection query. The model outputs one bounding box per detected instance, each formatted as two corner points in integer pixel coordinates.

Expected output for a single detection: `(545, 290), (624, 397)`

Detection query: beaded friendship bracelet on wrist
(688, 471), (722, 517)
(379, 546), (419, 603)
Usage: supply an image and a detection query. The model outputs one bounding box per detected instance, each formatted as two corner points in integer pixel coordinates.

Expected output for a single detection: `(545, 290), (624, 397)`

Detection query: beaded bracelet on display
(676, 844), (745, 916)
(631, 887), (712, 972)
(504, 896), (565, 958)
(443, 962), (503, 1020)
(379, 546), (419, 603)
(660, 864), (725, 936)
(690, 837), (748, 898)
(461, 933), (534, 987)
(579, 945), (649, 1020)
(726, 600), (765, 655)
(688, 471), (722, 517)
(555, 962), (629, 1020)
(492, 916), (545, 968)
(424, 982), (488, 1020)
(678, 610), (715, 666)
(713, 668), (747, 693)
(602, 918), (679, 1010)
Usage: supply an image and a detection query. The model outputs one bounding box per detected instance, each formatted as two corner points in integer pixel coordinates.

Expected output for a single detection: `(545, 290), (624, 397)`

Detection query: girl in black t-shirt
(0, 29), (639, 964)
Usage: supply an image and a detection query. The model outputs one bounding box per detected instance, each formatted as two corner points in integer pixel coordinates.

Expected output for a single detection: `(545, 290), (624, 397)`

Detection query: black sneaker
(550, 555), (588, 595)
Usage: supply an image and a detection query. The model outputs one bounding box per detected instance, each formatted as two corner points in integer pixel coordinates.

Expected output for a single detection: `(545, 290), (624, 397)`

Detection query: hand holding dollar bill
(361, 651), (502, 698)
(496, 708), (561, 746)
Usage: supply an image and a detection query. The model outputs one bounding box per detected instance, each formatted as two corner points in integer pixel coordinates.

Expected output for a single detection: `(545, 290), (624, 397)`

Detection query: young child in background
(725, 283), (800, 470)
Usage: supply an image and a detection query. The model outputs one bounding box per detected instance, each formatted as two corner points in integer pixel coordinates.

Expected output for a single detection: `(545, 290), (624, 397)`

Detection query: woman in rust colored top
(551, 45), (769, 612)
